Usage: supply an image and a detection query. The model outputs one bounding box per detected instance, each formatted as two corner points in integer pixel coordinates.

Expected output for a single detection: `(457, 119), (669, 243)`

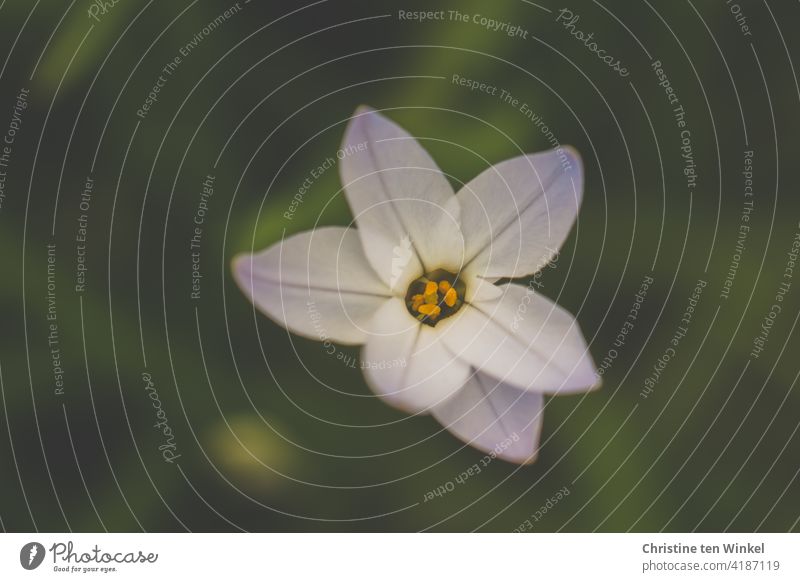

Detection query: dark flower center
(405, 269), (465, 327)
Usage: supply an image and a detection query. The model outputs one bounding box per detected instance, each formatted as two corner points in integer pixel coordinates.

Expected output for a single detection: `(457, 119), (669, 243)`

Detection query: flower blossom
(234, 106), (599, 464)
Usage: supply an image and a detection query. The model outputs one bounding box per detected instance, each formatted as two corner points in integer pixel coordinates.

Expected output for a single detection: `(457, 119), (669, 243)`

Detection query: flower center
(405, 269), (465, 327)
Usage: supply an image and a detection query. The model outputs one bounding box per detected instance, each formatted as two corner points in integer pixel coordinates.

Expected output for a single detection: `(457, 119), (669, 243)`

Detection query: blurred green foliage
(0, 0), (798, 531)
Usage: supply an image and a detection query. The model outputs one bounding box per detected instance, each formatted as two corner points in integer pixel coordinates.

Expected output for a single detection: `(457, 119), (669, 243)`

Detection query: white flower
(233, 106), (600, 464)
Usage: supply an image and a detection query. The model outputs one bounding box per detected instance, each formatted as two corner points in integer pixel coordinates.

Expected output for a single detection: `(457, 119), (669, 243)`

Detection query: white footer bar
(1, 533), (797, 581)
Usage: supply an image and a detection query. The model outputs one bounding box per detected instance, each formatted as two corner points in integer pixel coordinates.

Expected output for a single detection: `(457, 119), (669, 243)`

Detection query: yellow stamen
(417, 304), (441, 318)
(405, 269), (465, 327)
(444, 287), (457, 307)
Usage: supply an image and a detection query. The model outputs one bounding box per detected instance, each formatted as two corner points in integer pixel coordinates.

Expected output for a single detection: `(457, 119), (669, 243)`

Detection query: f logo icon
(20, 542), (45, 570)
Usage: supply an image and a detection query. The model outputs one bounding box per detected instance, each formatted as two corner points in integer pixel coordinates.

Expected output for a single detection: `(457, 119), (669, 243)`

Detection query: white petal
(361, 298), (470, 414)
(432, 371), (544, 464)
(233, 227), (391, 345)
(463, 276), (504, 303)
(340, 106), (465, 291)
(437, 283), (599, 393)
(457, 147), (583, 280)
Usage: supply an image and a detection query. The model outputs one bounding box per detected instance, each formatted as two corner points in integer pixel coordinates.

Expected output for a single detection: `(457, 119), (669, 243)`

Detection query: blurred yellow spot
(207, 415), (293, 491)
